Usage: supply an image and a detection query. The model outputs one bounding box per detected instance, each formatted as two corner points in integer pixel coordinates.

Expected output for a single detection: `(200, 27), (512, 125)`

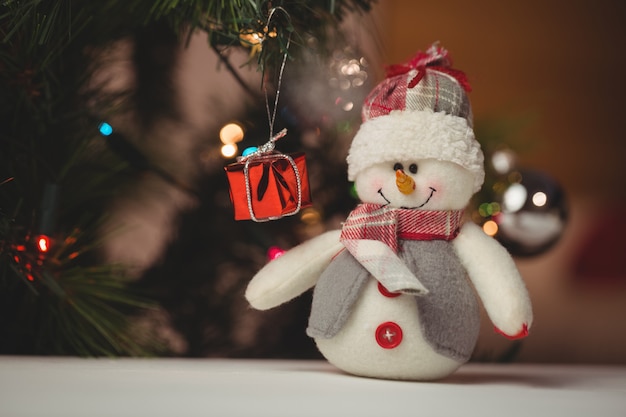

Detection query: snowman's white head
(347, 109), (484, 196)
(353, 158), (476, 210)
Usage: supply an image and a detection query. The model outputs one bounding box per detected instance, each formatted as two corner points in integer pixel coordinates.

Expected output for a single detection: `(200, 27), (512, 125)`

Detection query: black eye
(409, 163), (418, 174)
(393, 162), (403, 171)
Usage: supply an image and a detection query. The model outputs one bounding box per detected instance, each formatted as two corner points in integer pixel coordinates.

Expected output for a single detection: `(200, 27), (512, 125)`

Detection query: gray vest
(307, 239), (480, 362)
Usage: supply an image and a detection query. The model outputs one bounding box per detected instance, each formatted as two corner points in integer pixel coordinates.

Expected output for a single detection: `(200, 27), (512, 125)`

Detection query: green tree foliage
(0, 0), (376, 356)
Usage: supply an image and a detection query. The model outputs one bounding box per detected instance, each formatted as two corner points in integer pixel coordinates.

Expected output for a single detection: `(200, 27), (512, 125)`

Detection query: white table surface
(0, 357), (625, 417)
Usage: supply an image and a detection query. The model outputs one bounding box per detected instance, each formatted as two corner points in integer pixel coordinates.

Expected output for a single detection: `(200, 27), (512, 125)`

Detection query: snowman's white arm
(453, 222), (533, 338)
(245, 229), (343, 310)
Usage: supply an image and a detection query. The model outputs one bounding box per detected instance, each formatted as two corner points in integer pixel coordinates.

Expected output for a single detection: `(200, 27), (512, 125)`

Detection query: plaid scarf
(340, 203), (464, 295)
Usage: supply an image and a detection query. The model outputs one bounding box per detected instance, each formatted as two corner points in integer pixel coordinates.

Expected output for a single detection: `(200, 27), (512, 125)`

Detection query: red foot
(494, 323), (529, 340)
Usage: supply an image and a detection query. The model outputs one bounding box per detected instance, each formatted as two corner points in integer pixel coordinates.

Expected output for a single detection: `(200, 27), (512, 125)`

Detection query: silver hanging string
(264, 6), (292, 142)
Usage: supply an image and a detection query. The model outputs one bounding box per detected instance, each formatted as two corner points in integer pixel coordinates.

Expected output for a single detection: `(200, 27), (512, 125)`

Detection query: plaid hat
(347, 44), (485, 193)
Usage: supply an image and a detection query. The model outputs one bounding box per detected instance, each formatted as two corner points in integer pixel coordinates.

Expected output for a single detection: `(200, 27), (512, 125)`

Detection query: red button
(378, 282), (401, 298)
(375, 322), (403, 349)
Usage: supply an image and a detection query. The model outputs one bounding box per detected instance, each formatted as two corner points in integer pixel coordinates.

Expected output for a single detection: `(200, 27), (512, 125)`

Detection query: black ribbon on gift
(256, 158), (295, 209)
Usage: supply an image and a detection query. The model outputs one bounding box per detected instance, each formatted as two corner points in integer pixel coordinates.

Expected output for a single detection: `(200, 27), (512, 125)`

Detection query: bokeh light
(37, 235), (50, 253)
(532, 191), (547, 207)
(482, 220), (498, 237)
(221, 143), (238, 158)
(491, 148), (516, 174)
(219, 123), (245, 144)
(98, 122), (113, 136)
(300, 207), (322, 225)
(502, 183), (527, 213)
(267, 246), (285, 260)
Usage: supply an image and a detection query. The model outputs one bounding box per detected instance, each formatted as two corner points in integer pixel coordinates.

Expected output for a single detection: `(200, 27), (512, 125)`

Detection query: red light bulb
(267, 246), (285, 260)
(37, 235), (50, 253)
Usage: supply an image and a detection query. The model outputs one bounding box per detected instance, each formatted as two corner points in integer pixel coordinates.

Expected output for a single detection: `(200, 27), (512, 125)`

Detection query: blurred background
(377, 0), (626, 364)
(2, 0), (625, 364)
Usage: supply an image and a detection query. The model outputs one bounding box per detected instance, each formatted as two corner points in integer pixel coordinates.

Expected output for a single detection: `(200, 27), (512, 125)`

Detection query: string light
(98, 122), (113, 136)
(267, 246), (285, 260)
(239, 25), (278, 58)
(239, 30), (264, 57)
(37, 235), (50, 253)
(7, 233), (53, 286)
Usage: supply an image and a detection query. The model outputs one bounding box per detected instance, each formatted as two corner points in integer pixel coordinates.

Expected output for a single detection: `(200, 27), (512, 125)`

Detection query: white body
(246, 158), (533, 380)
(315, 277), (461, 380)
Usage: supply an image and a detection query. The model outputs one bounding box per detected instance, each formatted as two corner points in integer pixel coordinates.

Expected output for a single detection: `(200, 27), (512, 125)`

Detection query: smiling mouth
(377, 189), (391, 205)
(378, 187), (437, 209)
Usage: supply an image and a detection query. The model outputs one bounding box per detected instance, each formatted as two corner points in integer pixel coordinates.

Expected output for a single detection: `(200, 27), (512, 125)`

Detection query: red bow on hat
(385, 43), (472, 92)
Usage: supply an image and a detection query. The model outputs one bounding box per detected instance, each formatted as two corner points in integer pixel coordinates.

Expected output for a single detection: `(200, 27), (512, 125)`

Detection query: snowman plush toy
(246, 43), (533, 381)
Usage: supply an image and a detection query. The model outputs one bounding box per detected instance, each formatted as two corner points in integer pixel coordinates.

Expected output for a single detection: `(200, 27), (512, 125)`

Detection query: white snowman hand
(453, 222), (533, 338)
(245, 230), (343, 310)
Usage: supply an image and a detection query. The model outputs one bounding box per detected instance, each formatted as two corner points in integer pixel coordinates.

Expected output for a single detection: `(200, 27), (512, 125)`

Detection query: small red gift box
(224, 152), (312, 221)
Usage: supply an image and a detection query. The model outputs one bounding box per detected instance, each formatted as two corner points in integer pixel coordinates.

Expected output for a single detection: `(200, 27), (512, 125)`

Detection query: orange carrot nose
(396, 169), (415, 195)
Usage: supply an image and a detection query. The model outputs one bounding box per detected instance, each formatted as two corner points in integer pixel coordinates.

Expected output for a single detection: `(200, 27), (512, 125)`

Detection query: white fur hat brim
(347, 109), (485, 193)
